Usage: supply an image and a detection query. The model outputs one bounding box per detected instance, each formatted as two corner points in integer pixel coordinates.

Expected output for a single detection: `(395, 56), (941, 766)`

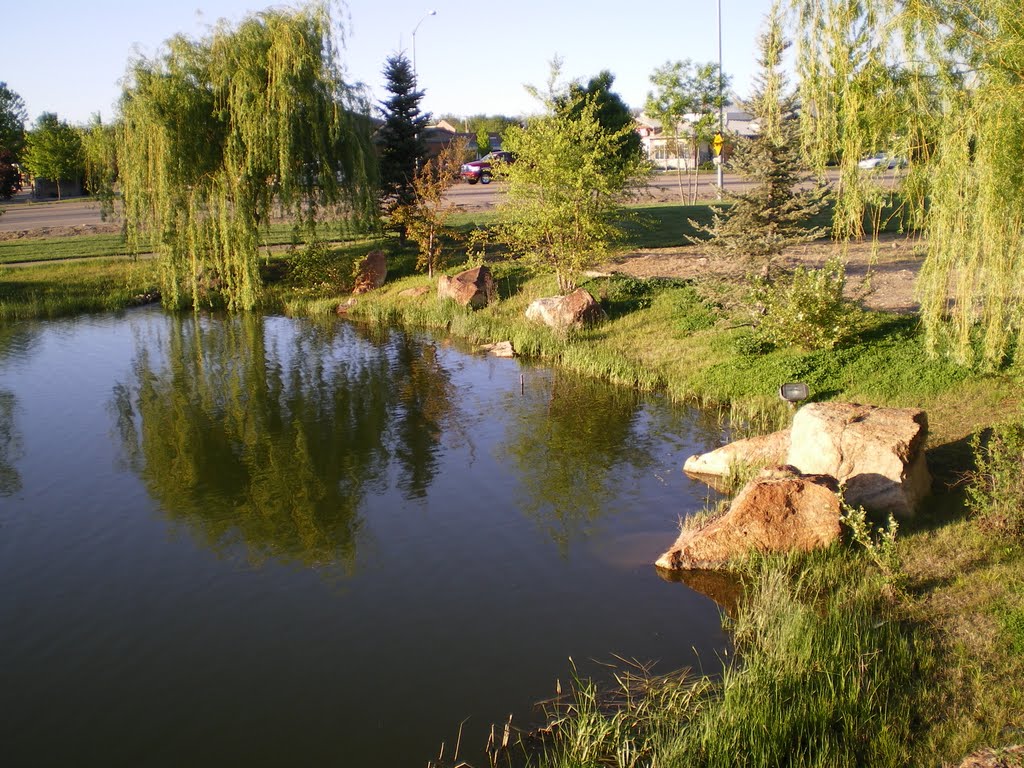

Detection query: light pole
(716, 0), (724, 197)
(412, 10), (437, 79)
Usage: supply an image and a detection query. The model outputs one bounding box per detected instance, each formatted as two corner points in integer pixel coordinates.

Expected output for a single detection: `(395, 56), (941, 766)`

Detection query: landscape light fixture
(779, 382), (810, 408)
(412, 10), (437, 78)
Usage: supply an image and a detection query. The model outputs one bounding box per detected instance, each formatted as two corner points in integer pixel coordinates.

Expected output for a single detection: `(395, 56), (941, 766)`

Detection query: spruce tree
(377, 53), (429, 235)
(692, 4), (827, 275)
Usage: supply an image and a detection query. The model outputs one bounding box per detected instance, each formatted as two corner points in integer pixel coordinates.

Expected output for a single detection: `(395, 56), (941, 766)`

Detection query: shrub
(752, 257), (858, 350)
(967, 418), (1024, 537)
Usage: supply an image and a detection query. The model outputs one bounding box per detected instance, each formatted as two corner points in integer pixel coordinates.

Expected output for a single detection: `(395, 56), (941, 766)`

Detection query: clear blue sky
(5, 0), (775, 126)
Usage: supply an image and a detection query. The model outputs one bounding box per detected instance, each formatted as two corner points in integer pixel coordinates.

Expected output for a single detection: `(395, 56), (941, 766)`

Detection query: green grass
(0, 221), (369, 264)
(0, 257), (161, 319)
(532, 550), (935, 768)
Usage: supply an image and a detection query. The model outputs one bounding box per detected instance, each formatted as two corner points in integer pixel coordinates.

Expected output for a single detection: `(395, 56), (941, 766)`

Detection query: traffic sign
(712, 133), (724, 155)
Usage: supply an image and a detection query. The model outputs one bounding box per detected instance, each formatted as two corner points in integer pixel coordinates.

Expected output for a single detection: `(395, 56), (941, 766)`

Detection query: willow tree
(118, 3), (377, 311)
(791, 0), (1024, 366)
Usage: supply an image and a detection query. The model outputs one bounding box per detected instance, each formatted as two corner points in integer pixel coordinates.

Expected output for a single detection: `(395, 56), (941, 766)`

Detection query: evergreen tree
(377, 52), (429, 235)
(692, 6), (827, 274)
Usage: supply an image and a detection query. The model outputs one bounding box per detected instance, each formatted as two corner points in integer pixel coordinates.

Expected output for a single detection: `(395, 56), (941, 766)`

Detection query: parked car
(857, 153), (905, 170)
(460, 151), (514, 184)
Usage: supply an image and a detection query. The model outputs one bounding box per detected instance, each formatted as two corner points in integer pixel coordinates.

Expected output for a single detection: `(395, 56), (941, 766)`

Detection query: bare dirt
(599, 232), (927, 314)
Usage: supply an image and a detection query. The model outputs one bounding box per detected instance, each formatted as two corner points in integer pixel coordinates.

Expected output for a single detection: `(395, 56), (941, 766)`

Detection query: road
(0, 170), (846, 233)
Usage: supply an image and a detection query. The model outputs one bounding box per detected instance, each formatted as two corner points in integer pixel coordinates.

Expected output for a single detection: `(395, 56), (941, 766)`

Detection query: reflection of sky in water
(0, 308), (729, 768)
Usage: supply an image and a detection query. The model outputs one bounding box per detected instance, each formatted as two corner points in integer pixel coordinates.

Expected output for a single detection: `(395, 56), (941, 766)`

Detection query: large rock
(438, 265), (496, 308)
(525, 288), (606, 329)
(684, 430), (790, 478)
(352, 250), (387, 294)
(786, 402), (930, 516)
(957, 746), (1024, 768)
(656, 467), (841, 571)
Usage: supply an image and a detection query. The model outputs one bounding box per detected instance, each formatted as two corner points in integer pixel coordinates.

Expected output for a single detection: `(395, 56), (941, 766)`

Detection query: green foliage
(390, 137), (466, 277)
(645, 59), (730, 204)
(498, 72), (650, 293)
(967, 418), (1024, 538)
(531, 554), (929, 767)
(0, 82), (27, 161)
(693, 6), (828, 269)
(80, 115), (117, 213)
(118, 2), (377, 311)
(558, 70), (645, 178)
(752, 257), (858, 351)
(793, 0), (1024, 366)
(23, 112), (84, 198)
(840, 501), (901, 582)
(377, 52), (429, 217)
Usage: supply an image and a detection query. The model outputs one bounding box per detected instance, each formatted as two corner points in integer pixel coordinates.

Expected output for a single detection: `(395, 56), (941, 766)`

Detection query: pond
(0, 308), (731, 767)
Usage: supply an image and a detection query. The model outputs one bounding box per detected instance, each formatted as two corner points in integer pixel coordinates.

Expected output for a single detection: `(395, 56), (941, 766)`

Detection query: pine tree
(692, 4), (827, 275)
(377, 53), (429, 238)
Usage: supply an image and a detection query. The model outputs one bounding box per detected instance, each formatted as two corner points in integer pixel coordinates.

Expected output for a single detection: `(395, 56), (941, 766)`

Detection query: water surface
(0, 309), (729, 766)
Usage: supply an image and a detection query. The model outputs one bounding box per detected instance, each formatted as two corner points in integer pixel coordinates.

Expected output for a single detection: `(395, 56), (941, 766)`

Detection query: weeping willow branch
(117, 2), (377, 311)
(791, 0), (1024, 366)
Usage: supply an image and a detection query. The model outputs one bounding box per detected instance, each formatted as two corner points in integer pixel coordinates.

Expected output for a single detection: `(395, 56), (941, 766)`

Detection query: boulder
(438, 265), (496, 308)
(957, 746), (1024, 768)
(683, 429), (790, 478)
(786, 402), (930, 516)
(398, 285), (431, 298)
(335, 297), (358, 315)
(352, 249), (387, 294)
(656, 466), (841, 571)
(525, 288), (606, 329)
(479, 341), (516, 358)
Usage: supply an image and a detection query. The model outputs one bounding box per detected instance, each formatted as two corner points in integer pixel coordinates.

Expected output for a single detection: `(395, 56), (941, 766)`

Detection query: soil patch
(600, 233), (927, 314)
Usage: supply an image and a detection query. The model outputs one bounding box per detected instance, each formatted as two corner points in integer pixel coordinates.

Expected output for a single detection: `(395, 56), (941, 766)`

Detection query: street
(0, 170), (849, 233)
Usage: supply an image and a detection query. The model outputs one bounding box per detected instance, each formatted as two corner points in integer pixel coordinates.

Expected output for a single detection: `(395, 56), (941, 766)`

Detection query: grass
(0, 257), (161, 319)
(0, 220), (368, 264)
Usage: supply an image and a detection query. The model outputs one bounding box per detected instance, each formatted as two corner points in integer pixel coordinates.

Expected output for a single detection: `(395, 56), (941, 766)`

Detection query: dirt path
(599, 233), (927, 314)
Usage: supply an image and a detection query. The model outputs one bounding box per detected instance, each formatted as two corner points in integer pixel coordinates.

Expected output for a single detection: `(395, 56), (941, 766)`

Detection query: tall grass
(529, 551), (931, 768)
(0, 258), (161, 319)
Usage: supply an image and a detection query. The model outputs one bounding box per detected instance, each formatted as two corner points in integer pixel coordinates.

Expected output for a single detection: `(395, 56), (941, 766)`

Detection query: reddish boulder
(352, 250), (387, 294)
(437, 265), (497, 308)
(656, 466), (841, 571)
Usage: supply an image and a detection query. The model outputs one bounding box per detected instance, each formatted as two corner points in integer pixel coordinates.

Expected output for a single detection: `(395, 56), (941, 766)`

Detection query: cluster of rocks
(657, 402), (931, 571)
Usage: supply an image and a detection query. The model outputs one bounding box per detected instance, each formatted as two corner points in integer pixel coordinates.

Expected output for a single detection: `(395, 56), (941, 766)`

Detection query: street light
(717, 0), (724, 197)
(412, 10), (437, 79)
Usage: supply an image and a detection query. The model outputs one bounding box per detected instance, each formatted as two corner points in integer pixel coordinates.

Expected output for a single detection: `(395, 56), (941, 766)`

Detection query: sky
(5, 0), (776, 127)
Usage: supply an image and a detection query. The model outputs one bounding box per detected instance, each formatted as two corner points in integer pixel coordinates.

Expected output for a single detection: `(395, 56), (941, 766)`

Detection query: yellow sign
(712, 133), (724, 155)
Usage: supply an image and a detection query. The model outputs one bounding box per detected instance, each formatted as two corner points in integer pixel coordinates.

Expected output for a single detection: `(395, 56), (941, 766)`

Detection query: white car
(857, 153), (900, 170)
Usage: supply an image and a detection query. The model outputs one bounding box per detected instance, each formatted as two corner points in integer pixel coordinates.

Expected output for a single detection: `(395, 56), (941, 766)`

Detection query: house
(421, 120), (478, 160)
(635, 109), (757, 170)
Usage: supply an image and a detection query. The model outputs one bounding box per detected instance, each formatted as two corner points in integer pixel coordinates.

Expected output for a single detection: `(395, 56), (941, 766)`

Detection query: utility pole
(717, 0), (725, 198)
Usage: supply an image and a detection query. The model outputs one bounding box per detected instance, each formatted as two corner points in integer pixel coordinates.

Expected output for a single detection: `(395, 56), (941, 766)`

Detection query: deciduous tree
(23, 112), (84, 199)
(118, 2), (377, 311)
(391, 137), (467, 277)
(791, 0), (1024, 365)
(498, 73), (649, 293)
(0, 83), (27, 161)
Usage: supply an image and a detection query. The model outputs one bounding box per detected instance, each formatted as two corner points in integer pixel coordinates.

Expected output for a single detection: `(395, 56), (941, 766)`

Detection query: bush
(968, 418), (1024, 537)
(752, 257), (858, 350)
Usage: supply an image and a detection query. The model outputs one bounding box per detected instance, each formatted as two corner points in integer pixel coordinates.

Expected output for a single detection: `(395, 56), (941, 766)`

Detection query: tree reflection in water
(111, 315), (456, 571)
(501, 369), (653, 553)
(0, 390), (21, 497)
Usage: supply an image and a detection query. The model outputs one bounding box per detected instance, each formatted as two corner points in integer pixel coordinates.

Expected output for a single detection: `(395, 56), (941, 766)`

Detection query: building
(635, 109), (757, 170)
